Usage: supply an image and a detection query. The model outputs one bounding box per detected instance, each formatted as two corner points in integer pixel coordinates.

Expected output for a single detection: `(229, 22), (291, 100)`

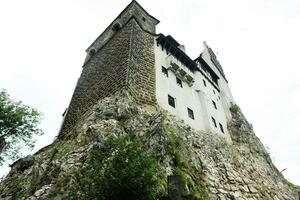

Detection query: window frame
(168, 95), (175, 108)
(212, 100), (217, 110)
(211, 117), (217, 128)
(219, 123), (224, 133)
(162, 66), (168, 77)
(176, 77), (183, 88)
(187, 107), (195, 120)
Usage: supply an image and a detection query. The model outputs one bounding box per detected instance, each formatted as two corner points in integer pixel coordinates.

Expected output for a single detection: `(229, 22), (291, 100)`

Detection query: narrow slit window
(212, 100), (217, 110)
(187, 108), (194, 119)
(176, 77), (183, 88)
(203, 79), (207, 87)
(162, 66), (168, 77)
(219, 123), (224, 133)
(168, 95), (175, 108)
(211, 117), (217, 128)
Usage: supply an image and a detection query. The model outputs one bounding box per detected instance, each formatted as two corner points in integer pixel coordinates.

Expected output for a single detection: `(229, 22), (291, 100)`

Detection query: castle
(59, 0), (234, 136)
(2, 2), (299, 198)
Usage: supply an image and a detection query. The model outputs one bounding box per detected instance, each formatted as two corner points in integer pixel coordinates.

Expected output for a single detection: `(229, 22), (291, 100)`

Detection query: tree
(66, 135), (163, 200)
(0, 89), (43, 165)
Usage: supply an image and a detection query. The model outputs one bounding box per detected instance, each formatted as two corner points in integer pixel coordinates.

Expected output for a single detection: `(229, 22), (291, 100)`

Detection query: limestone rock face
(0, 90), (299, 200)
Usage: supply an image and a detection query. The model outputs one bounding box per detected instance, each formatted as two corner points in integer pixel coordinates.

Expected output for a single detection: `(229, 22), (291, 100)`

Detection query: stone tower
(59, 1), (159, 135)
(60, 0), (235, 137)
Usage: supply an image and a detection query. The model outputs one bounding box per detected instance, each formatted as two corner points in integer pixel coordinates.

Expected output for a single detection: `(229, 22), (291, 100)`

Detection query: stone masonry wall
(85, 1), (158, 57)
(127, 19), (156, 105)
(59, 20), (132, 135)
(59, 18), (157, 135)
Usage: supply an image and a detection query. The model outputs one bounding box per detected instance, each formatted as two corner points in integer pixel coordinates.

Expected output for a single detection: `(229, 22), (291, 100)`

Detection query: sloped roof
(156, 34), (197, 71)
(199, 43), (227, 81)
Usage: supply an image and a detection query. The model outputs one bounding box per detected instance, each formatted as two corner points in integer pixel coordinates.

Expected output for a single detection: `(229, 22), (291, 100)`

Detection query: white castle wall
(201, 47), (234, 119)
(154, 41), (233, 135)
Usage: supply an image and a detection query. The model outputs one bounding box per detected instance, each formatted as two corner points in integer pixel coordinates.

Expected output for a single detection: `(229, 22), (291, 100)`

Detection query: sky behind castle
(0, 0), (299, 184)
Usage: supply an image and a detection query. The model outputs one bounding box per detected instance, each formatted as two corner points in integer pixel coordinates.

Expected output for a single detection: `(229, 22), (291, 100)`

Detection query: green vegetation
(0, 89), (43, 165)
(51, 139), (77, 158)
(286, 181), (300, 194)
(163, 122), (209, 200)
(229, 102), (240, 114)
(7, 175), (25, 199)
(65, 135), (163, 200)
(231, 152), (245, 168)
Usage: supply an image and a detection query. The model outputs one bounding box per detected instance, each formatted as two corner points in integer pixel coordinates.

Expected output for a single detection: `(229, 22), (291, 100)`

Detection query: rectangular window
(211, 117), (217, 128)
(219, 123), (224, 133)
(203, 79), (207, 87)
(168, 95), (175, 108)
(162, 66), (168, 77)
(187, 108), (194, 119)
(212, 100), (217, 110)
(176, 77), (183, 88)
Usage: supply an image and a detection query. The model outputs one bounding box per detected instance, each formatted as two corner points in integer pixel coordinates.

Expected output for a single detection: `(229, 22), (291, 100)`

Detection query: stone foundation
(1, 91), (299, 200)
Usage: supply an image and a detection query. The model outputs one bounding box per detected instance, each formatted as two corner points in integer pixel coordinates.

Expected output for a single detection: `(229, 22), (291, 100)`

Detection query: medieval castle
(59, 0), (235, 136)
(2, 2), (299, 199)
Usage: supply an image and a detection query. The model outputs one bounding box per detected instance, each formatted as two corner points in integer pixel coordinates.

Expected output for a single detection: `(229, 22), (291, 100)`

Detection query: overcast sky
(0, 0), (299, 185)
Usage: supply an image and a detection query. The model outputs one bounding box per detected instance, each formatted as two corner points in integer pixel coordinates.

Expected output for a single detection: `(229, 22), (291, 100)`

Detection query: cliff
(0, 90), (299, 199)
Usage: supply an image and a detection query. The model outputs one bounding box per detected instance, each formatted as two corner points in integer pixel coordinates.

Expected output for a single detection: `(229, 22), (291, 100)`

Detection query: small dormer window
(89, 49), (96, 56)
(203, 79), (207, 87)
(162, 66), (168, 77)
(176, 77), (183, 88)
(112, 22), (121, 32)
(142, 17), (146, 22)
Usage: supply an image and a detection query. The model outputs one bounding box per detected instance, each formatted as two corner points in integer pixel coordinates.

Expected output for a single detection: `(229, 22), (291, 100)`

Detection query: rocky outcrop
(0, 90), (299, 199)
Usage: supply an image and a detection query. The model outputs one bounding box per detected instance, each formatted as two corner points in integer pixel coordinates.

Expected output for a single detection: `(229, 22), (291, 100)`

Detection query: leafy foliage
(66, 135), (163, 200)
(0, 89), (43, 164)
(229, 102), (240, 114)
(163, 123), (209, 200)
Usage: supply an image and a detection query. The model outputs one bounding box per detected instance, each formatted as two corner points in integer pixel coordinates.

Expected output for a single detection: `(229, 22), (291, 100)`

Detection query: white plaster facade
(154, 38), (234, 135)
